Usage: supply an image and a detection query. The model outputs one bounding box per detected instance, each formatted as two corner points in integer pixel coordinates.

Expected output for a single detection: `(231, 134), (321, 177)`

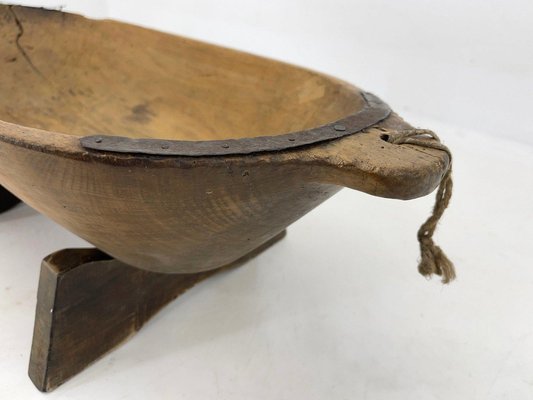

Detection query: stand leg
(0, 185), (20, 212)
(28, 231), (286, 392)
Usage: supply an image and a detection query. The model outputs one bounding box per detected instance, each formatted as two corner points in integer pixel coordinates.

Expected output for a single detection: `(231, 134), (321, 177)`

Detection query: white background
(1, 1), (532, 399)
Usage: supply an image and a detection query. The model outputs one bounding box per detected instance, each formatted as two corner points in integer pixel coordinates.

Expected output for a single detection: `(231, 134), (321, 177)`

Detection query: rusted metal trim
(80, 92), (390, 157)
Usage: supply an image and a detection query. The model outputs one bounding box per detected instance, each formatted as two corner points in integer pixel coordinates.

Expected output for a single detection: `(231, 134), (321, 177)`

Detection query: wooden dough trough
(0, 5), (450, 392)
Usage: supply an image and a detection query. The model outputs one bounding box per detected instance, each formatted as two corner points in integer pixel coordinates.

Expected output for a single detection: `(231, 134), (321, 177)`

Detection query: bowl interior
(0, 6), (363, 141)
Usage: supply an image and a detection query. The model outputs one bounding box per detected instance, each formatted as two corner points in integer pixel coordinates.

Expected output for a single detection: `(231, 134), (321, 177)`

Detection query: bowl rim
(79, 92), (390, 157)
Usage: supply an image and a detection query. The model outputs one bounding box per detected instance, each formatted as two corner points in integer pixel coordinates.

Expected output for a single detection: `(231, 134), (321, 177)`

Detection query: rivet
(95, 138), (102, 143)
(288, 138), (296, 142)
(334, 124), (346, 132)
(222, 144), (230, 149)
(161, 144), (169, 149)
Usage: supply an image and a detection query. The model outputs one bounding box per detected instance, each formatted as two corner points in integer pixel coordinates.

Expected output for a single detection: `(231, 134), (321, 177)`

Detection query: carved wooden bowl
(0, 5), (449, 273)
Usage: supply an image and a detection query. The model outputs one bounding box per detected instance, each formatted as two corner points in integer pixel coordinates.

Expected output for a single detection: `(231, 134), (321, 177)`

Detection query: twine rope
(387, 129), (455, 283)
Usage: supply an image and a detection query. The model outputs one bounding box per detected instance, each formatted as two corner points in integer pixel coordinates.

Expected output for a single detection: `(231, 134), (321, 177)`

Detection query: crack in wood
(8, 6), (46, 79)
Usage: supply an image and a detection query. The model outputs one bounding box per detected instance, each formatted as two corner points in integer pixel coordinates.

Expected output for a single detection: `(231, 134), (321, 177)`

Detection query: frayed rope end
(418, 239), (456, 284)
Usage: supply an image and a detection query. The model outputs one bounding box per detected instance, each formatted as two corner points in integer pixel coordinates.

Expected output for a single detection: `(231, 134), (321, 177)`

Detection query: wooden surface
(0, 5), (450, 274)
(29, 230), (286, 392)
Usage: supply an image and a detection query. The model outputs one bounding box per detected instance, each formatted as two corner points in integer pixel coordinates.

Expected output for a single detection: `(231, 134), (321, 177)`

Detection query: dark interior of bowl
(0, 5), (363, 141)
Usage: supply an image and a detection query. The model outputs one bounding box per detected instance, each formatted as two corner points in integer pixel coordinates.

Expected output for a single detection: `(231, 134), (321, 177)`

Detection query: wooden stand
(28, 231), (286, 392)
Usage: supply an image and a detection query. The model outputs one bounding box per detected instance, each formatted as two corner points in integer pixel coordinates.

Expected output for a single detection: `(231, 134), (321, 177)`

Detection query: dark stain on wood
(126, 102), (156, 124)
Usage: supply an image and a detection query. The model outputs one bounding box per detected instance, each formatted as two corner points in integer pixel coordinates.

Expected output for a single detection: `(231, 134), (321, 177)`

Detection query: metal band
(80, 92), (390, 157)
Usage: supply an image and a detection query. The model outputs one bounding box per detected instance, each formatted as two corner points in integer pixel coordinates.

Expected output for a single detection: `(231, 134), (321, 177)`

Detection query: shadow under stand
(0, 186), (20, 212)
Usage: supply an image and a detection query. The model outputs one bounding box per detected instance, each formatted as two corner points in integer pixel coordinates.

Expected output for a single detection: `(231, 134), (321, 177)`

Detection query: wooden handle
(291, 113), (451, 200)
